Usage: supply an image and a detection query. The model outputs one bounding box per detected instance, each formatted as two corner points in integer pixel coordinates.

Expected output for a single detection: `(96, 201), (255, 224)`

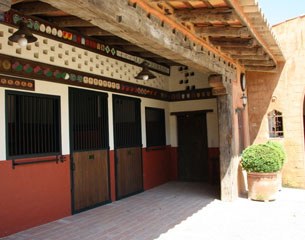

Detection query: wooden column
(0, 0), (10, 12)
(209, 74), (239, 201)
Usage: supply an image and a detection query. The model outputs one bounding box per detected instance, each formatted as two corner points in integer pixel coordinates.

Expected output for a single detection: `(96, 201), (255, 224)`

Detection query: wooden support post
(209, 74), (239, 201)
(217, 93), (239, 201)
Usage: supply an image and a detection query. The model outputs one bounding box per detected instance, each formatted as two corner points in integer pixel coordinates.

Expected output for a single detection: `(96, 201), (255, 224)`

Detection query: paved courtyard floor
(3, 181), (305, 240)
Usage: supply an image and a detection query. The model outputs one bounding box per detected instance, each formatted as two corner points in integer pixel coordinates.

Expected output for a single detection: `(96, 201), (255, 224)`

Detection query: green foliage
(241, 142), (286, 173)
(266, 141), (286, 166)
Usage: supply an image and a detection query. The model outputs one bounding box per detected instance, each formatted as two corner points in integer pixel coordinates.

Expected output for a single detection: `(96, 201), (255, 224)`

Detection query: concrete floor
(3, 181), (305, 240)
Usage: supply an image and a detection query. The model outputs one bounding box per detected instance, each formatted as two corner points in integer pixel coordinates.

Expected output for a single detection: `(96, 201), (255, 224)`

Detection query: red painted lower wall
(0, 156), (71, 237)
(143, 146), (172, 190)
(0, 145), (191, 237)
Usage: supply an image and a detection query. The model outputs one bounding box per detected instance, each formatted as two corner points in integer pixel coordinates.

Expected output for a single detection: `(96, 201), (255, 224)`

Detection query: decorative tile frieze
(0, 74), (34, 91)
(0, 10), (170, 76)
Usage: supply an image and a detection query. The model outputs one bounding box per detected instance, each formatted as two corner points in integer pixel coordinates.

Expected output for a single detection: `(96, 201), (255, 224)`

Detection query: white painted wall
(0, 23), (219, 160)
(169, 66), (210, 92)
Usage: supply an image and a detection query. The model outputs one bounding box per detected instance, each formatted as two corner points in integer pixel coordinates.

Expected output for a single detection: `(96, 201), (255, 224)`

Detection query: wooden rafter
(50, 16), (94, 27)
(174, 8), (238, 22)
(209, 37), (257, 48)
(239, 59), (275, 66)
(245, 65), (277, 72)
(195, 26), (250, 38)
(230, 54), (269, 60)
(221, 46), (264, 55)
(74, 27), (113, 37)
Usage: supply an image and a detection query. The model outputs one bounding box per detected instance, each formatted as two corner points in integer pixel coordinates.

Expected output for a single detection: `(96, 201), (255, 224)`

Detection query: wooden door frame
(69, 87), (111, 214)
(112, 94), (143, 200)
(172, 109), (212, 181)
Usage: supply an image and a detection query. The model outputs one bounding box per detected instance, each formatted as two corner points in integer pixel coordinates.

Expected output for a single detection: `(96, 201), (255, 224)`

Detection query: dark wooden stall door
(69, 88), (110, 213)
(73, 150), (109, 212)
(116, 147), (142, 198)
(113, 95), (143, 199)
(177, 113), (209, 182)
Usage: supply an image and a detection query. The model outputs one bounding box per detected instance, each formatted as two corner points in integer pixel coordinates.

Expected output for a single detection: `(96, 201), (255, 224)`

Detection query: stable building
(0, 0), (284, 237)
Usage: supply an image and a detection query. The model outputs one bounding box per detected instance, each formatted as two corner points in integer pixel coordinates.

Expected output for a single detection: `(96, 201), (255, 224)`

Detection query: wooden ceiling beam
(137, 52), (161, 58)
(50, 16), (94, 27)
(120, 45), (147, 52)
(40, 0), (235, 74)
(230, 54), (269, 60)
(174, 8), (239, 23)
(13, 2), (58, 15)
(99, 37), (134, 46)
(221, 46), (264, 55)
(209, 37), (257, 48)
(195, 26), (251, 38)
(239, 59), (275, 66)
(74, 27), (113, 36)
(245, 65), (277, 72)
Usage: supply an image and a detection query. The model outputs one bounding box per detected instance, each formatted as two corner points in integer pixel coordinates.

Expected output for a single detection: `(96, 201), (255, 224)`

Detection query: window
(6, 91), (61, 158)
(268, 110), (284, 138)
(145, 107), (166, 147)
(69, 88), (109, 151)
(113, 95), (142, 148)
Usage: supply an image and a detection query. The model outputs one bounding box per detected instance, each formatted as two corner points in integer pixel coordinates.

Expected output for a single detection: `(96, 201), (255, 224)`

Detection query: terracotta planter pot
(247, 172), (278, 201)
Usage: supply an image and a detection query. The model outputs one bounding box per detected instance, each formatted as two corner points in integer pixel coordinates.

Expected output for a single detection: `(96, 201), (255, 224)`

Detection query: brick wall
(246, 17), (305, 188)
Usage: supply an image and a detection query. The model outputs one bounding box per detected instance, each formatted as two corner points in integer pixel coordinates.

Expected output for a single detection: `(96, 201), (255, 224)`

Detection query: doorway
(113, 95), (143, 199)
(177, 111), (209, 182)
(69, 88), (110, 213)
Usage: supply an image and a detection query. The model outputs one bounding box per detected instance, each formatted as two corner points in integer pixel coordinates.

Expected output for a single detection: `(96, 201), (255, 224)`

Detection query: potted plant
(241, 141), (286, 201)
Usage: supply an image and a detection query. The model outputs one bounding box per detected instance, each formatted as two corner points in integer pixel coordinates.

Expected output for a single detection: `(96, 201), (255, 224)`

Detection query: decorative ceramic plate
(83, 76), (89, 83)
(34, 21), (40, 31)
(27, 19), (34, 29)
(52, 27), (57, 36)
(70, 74), (76, 81)
(63, 73), (70, 80)
(57, 29), (63, 38)
(46, 26), (52, 34)
(94, 78), (99, 85)
(13, 14), (20, 24)
(77, 75), (83, 82)
(40, 24), (46, 32)
(2, 60), (11, 70)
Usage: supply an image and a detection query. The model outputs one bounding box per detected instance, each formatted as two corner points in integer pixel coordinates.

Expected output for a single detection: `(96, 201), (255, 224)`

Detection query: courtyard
(3, 181), (305, 240)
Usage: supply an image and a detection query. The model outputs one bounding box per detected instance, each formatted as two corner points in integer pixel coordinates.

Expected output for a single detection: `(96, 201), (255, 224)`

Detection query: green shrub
(266, 141), (286, 166)
(241, 142), (285, 173)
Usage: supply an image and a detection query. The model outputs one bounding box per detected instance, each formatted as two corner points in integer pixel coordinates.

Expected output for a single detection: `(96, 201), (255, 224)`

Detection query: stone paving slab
(2, 182), (305, 240)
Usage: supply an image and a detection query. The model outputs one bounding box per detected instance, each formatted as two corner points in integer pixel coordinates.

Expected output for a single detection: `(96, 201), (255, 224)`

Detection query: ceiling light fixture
(135, 61), (156, 80)
(9, 20), (38, 47)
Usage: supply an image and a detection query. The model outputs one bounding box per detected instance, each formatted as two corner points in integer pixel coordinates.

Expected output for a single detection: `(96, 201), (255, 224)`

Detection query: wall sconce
(8, 20), (38, 47)
(134, 61), (156, 80)
(241, 93), (247, 108)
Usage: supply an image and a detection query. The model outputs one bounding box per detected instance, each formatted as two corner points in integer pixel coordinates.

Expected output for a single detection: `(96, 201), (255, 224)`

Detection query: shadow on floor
(4, 181), (219, 240)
